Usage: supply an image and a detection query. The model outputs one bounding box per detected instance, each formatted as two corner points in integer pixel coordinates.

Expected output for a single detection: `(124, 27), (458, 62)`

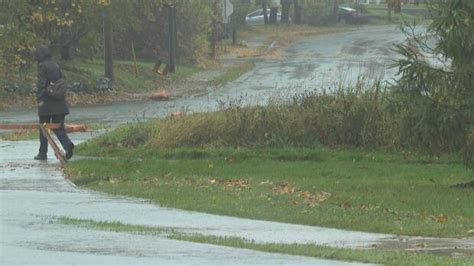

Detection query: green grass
(56, 217), (473, 265)
(63, 60), (200, 92)
(67, 144), (474, 238)
(365, 4), (430, 25)
(1, 59), (199, 100)
(0, 123), (109, 141)
(209, 62), (255, 87)
(1, 129), (37, 141)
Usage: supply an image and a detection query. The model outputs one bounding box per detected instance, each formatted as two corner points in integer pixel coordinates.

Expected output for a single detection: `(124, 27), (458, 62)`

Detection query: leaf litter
(271, 182), (331, 207)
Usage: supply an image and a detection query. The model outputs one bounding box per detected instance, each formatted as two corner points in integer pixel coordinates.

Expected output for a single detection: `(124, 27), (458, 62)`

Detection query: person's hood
(35, 45), (52, 63)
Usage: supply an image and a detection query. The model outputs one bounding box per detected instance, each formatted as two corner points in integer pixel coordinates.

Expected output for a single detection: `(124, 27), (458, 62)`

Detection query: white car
(245, 9), (282, 25)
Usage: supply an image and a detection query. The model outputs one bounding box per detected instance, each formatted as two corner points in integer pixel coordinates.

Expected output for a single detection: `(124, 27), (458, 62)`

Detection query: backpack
(46, 78), (67, 100)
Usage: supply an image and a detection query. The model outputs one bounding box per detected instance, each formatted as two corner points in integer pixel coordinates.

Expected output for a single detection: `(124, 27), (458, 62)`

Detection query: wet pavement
(0, 25), (417, 127)
(2, 25), (473, 264)
(1, 139), (370, 265)
(2, 139), (473, 265)
(0, 138), (371, 266)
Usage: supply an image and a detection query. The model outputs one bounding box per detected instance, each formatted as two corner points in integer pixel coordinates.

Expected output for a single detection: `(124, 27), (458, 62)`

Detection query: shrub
(391, 1), (473, 160)
(93, 122), (158, 148)
(461, 132), (474, 169)
(303, 0), (334, 26)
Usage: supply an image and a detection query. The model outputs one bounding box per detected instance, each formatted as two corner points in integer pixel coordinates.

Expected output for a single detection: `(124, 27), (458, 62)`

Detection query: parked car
(338, 6), (367, 24)
(245, 9), (282, 25)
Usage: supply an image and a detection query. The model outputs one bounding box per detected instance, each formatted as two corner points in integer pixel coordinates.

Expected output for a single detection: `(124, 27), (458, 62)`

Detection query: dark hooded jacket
(35, 46), (69, 116)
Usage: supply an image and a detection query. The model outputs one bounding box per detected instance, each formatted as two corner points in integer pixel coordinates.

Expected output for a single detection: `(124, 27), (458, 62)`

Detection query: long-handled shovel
(39, 123), (67, 165)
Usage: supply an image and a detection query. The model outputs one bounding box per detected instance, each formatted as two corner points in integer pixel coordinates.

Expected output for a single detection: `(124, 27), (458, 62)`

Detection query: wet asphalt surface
(2, 25), (473, 265)
(0, 25), (414, 126)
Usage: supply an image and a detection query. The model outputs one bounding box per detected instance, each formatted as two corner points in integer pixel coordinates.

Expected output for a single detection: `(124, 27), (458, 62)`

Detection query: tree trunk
(294, 0), (302, 24)
(387, 1), (393, 22)
(168, 5), (177, 73)
(59, 28), (72, 61)
(103, 6), (114, 82)
(211, 0), (221, 59)
(232, 28), (237, 45)
(269, 7), (278, 24)
(395, 0), (401, 13)
(281, 0), (291, 24)
(262, 0), (268, 24)
(59, 0), (72, 61)
(333, 0), (339, 24)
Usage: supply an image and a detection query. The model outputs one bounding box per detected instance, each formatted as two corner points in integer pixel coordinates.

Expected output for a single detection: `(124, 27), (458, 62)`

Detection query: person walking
(34, 45), (74, 161)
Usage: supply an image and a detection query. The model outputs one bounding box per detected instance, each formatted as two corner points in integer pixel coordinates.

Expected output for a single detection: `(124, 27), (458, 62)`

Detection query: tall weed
(96, 78), (469, 168)
(152, 81), (394, 149)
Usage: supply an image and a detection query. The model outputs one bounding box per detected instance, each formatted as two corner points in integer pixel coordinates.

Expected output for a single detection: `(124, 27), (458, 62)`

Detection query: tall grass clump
(87, 74), (470, 169)
(151, 81), (394, 149)
(86, 122), (159, 149)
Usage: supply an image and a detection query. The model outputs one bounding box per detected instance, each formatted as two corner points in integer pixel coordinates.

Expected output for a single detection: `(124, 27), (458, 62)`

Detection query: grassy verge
(1, 129), (37, 141)
(63, 60), (200, 92)
(67, 84), (473, 238)
(209, 62), (255, 87)
(56, 217), (472, 265)
(233, 25), (353, 60)
(0, 123), (108, 141)
(365, 4), (430, 25)
(67, 142), (473, 238)
(0, 60), (200, 109)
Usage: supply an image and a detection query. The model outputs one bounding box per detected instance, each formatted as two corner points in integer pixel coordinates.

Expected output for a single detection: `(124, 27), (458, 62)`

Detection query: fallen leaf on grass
(224, 179), (250, 190)
(224, 157), (235, 163)
(288, 199), (299, 205)
(433, 214), (448, 223)
(299, 191), (331, 207)
(338, 202), (351, 208)
(207, 178), (251, 191)
(108, 177), (120, 184)
(273, 182), (295, 194)
(272, 182), (331, 207)
(384, 208), (399, 215)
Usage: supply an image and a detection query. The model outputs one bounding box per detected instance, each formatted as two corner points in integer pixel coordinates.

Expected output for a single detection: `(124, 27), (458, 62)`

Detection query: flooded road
(0, 25), (411, 127)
